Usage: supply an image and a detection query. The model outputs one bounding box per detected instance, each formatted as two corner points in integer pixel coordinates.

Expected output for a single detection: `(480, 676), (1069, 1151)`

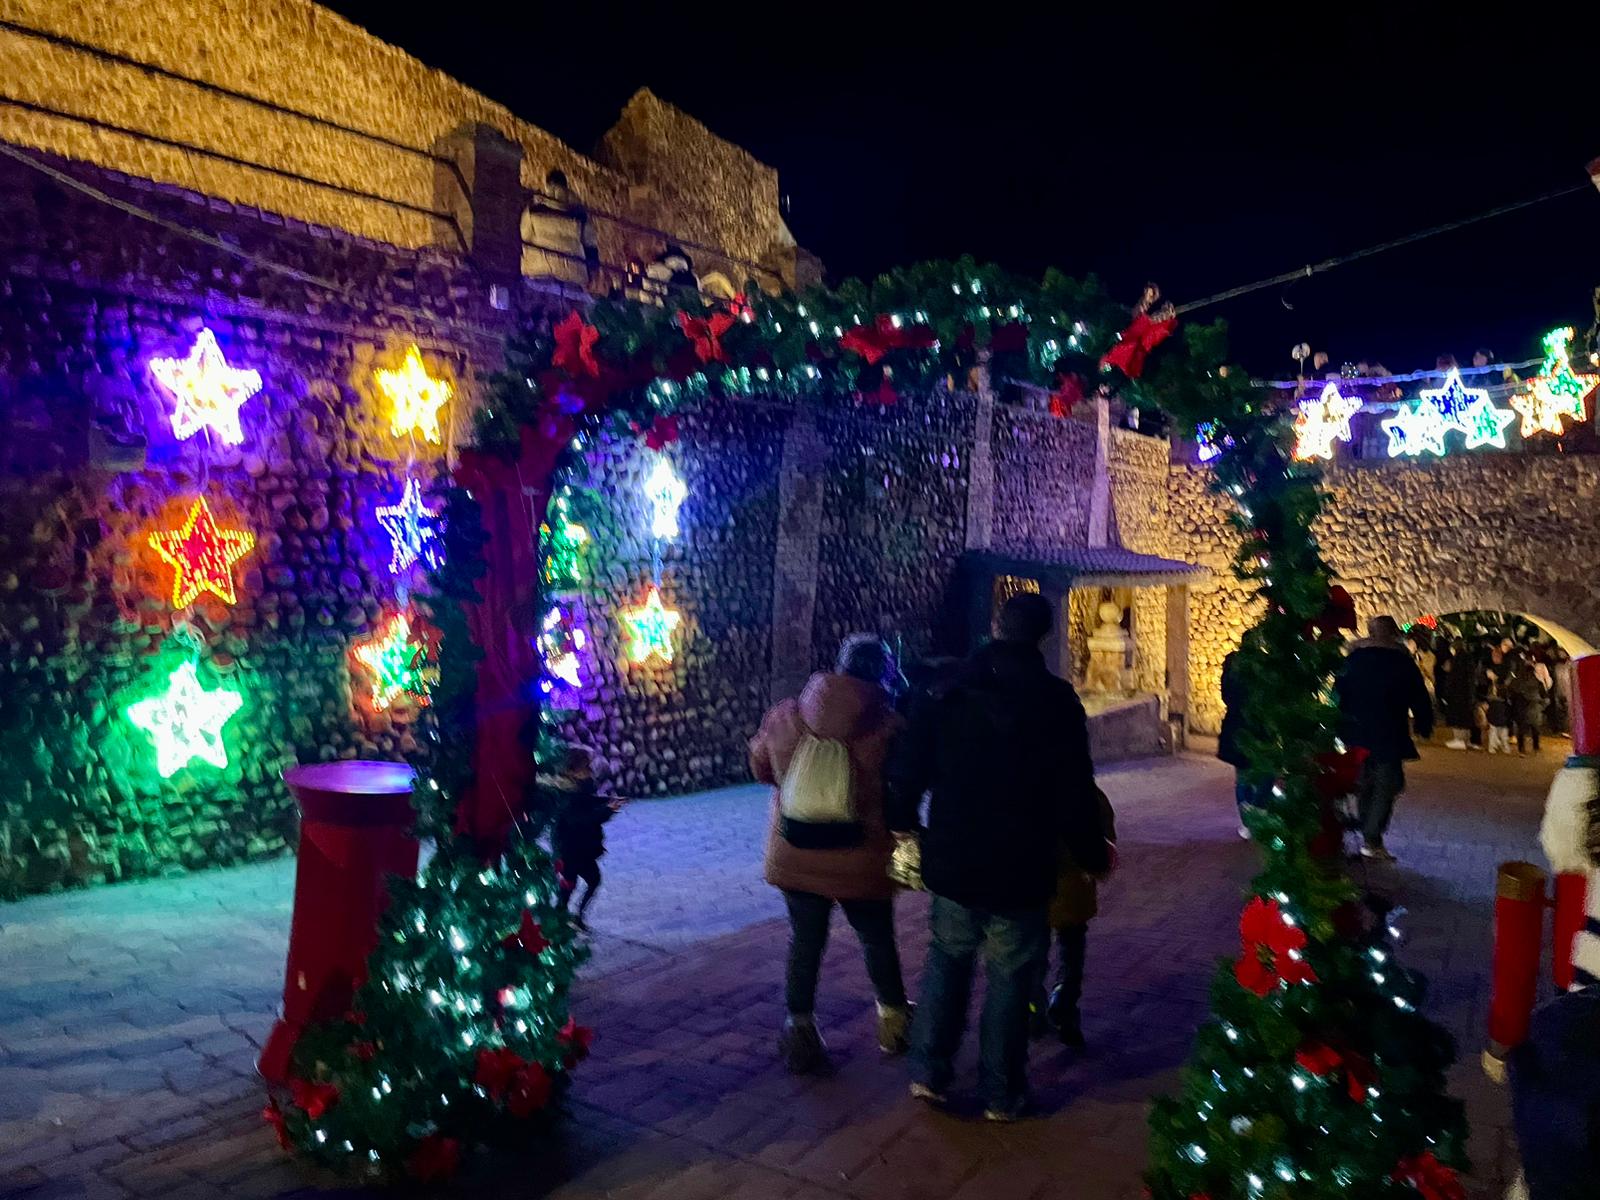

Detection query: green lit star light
(124, 661), (244, 777)
(353, 612), (434, 711)
(1457, 393), (1516, 449)
(540, 488), (591, 589)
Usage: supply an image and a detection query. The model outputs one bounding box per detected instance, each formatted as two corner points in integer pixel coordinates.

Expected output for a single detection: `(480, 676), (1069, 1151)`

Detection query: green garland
(272, 260), (1464, 1194)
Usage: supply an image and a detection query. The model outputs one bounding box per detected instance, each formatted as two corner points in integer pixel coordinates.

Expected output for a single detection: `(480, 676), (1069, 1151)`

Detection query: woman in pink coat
(750, 635), (910, 1074)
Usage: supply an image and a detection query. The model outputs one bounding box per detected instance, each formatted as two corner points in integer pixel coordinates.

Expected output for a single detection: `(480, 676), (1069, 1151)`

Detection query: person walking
(1217, 649), (1259, 838)
(888, 592), (1109, 1120)
(750, 634), (912, 1075)
(1437, 639), (1477, 749)
(1509, 653), (1551, 756)
(1336, 615), (1434, 862)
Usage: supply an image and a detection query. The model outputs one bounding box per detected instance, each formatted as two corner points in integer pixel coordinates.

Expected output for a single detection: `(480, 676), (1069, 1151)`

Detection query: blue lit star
(1419, 368), (1489, 436)
(1381, 400), (1450, 458)
(375, 477), (444, 575)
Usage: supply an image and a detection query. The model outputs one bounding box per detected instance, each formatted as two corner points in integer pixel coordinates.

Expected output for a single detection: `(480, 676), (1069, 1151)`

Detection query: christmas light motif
(376, 345), (452, 443)
(643, 456), (687, 540)
(541, 488), (590, 589)
(620, 586), (681, 665)
(353, 612), (433, 711)
(537, 605), (587, 693)
(1456, 392), (1516, 449)
(1418, 368), (1489, 436)
(148, 497), (256, 608)
(149, 328), (262, 445)
(375, 477), (444, 574)
(1195, 422), (1232, 463)
(1292, 382), (1362, 461)
(1381, 400), (1451, 458)
(125, 661), (243, 777)
(1510, 326), (1598, 437)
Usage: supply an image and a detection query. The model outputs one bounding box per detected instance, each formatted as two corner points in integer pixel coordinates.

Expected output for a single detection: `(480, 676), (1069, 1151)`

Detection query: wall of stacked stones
(0, 153), (493, 896)
(988, 405), (1096, 553)
(1166, 453), (1600, 734)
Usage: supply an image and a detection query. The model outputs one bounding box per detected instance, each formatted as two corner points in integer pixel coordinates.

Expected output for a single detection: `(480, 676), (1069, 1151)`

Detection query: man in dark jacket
(888, 592), (1108, 1120)
(1335, 615), (1433, 862)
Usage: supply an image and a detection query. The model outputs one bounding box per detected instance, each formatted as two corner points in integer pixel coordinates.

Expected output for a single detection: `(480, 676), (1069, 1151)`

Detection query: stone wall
(0, 152), (484, 895)
(0, 0), (798, 283)
(1109, 430), (1173, 698)
(988, 404), (1097, 554)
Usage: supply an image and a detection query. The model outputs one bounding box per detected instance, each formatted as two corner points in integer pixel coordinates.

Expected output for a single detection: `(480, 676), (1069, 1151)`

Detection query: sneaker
(778, 1017), (830, 1075)
(1047, 987), (1085, 1050)
(1237, 824), (1252, 841)
(1445, 739), (1466, 750)
(909, 1081), (947, 1107)
(876, 1003), (913, 1056)
(1360, 843), (1397, 863)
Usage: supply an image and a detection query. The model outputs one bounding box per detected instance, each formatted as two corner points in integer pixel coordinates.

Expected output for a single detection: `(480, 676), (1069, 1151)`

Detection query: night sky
(329, 4), (1599, 375)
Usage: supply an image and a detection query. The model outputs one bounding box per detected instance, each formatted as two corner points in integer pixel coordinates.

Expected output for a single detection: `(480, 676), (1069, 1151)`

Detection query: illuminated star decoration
(149, 328), (262, 445)
(353, 611), (434, 711)
(375, 477), (444, 575)
(125, 661), (244, 777)
(620, 586), (682, 665)
(1457, 392), (1516, 449)
(1292, 382), (1363, 461)
(1418, 368), (1490, 437)
(148, 497), (256, 609)
(538, 605), (587, 694)
(1195, 422), (1232, 463)
(1381, 399), (1451, 458)
(1511, 326), (1598, 437)
(376, 345), (452, 443)
(643, 457), (687, 540)
(541, 488), (590, 588)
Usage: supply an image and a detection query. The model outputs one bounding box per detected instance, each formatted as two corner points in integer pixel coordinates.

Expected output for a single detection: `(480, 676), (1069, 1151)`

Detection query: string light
(644, 456), (687, 540)
(620, 586), (682, 665)
(124, 661), (244, 777)
(376, 344), (452, 443)
(148, 497), (256, 609)
(149, 328), (261, 446)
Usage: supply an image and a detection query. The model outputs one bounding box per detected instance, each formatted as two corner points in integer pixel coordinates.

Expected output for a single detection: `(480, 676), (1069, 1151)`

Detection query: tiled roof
(965, 546), (1207, 587)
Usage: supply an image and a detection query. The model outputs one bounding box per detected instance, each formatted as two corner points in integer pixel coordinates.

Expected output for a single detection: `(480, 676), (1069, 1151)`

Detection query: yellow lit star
(620, 587), (682, 665)
(149, 328), (262, 445)
(376, 345), (452, 443)
(1292, 382), (1362, 461)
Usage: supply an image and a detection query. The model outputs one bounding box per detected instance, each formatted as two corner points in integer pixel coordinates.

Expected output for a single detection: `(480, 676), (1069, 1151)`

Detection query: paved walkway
(0, 744), (1563, 1199)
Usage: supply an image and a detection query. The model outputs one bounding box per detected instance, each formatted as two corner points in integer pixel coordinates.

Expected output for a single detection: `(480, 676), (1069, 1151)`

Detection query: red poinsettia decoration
(840, 316), (938, 366)
(552, 311), (601, 378)
(507, 1061), (553, 1118)
(1393, 1152), (1465, 1200)
(504, 910), (550, 956)
(1295, 1040), (1378, 1102)
(1101, 310), (1178, 380)
(407, 1133), (462, 1183)
(474, 1046), (526, 1100)
(676, 310), (737, 363)
(288, 1076), (340, 1120)
(558, 1017), (595, 1067)
(644, 414), (680, 450)
(1234, 896), (1318, 996)
(261, 1100), (291, 1150)
(1049, 372), (1086, 418)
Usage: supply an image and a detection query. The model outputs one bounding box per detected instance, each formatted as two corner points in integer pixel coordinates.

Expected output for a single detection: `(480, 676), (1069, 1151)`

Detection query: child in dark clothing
(548, 746), (623, 929)
(1486, 683), (1512, 755)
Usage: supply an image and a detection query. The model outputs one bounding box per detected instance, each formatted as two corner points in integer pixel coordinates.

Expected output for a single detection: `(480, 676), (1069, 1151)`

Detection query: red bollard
(258, 761), (418, 1085)
(1488, 860), (1548, 1060)
(1570, 655), (1600, 757)
(1552, 872), (1588, 992)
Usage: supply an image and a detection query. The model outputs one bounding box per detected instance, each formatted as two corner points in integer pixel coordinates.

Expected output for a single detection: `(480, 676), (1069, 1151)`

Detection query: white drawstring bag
(778, 731), (862, 847)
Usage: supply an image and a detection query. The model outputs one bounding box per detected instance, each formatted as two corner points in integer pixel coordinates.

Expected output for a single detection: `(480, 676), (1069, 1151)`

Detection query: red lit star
(148, 498), (255, 609)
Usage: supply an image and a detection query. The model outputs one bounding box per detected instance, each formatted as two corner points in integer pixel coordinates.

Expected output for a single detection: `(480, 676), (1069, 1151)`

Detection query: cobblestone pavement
(0, 743), (1562, 1199)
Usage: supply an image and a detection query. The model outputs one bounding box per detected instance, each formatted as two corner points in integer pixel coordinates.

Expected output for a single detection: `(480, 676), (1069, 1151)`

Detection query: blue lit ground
(0, 745), (1554, 1199)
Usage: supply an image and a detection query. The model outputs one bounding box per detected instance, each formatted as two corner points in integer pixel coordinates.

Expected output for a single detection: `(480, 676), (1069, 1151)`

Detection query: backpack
(778, 730), (864, 849)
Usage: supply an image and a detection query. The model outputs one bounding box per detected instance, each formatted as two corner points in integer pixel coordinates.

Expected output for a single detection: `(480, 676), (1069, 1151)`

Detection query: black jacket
(887, 640), (1108, 911)
(1216, 650), (1248, 768)
(1335, 640), (1434, 762)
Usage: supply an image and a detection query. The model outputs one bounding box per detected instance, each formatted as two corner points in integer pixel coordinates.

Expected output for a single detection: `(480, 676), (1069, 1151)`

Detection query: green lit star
(125, 661), (244, 777)
(353, 612), (433, 711)
(620, 587), (681, 665)
(1457, 394), (1516, 449)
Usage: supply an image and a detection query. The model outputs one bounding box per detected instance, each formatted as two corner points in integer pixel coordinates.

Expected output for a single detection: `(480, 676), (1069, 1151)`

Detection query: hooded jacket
(1336, 638), (1434, 762)
(887, 640), (1108, 912)
(751, 673), (904, 901)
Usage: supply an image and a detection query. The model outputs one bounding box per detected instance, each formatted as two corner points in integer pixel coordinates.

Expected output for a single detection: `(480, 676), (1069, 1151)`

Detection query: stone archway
(1347, 582), (1600, 658)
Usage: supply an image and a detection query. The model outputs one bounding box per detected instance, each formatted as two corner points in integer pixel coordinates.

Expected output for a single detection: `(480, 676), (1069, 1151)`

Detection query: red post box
(258, 760), (418, 1085)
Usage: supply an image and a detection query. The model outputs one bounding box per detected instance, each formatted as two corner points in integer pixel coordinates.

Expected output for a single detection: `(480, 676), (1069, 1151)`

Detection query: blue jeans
(912, 895), (1048, 1111)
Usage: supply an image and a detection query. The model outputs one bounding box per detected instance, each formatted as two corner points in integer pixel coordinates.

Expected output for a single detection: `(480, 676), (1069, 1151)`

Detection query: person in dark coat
(1436, 638), (1477, 748)
(1335, 615), (1433, 862)
(549, 746), (623, 928)
(1216, 649), (1258, 838)
(888, 592), (1109, 1121)
(1510, 987), (1600, 1200)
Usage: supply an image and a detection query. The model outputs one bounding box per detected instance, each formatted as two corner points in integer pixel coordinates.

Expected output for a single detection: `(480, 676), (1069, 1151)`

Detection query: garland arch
(268, 259), (1466, 1199)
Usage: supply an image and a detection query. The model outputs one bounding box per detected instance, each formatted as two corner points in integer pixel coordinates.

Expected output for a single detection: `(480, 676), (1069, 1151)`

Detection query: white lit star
(149, 329), (262, 445)
(1381, 400), (1450, 458)
(1292, 382), (1362, 461)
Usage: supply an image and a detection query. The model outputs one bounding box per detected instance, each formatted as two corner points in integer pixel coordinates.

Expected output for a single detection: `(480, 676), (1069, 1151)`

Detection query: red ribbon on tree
(1101, 310), (1177, 379)
(473, 1046), (525, 1100)
(1295, 1040), (1378, 1102)
(407, 1134), (461, 1182)
(504, 910), (550, 956)
(288, 1076), (340, 1119)
(507, 1061), (553, 1117)
(1392, 1152), (1465, 1200)
(551, 311), (601, 378)
(261, 1100), (291, 1150)
(676, 310), (736, 363)
(1234, 897), (1318, 995)
(840, 316), (937, 365)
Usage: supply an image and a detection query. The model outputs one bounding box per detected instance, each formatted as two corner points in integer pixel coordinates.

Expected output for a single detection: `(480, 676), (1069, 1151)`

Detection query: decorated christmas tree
(1143, 333), (1468, 1200)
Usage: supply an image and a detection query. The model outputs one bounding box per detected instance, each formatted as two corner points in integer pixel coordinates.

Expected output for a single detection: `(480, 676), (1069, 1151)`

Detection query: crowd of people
(1423, 631), (1572, 755)
(749, 594), (1112, 1121)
